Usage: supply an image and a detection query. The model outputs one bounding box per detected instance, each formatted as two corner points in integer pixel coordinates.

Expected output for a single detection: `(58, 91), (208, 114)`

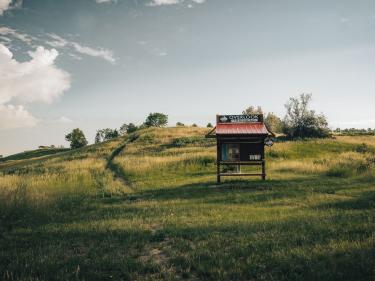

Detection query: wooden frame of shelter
(206, 114), (274, 183)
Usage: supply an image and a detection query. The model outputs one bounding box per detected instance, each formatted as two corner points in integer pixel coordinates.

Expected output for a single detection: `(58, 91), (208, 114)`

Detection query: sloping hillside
(0, 147), (70, 163)
(0, 127), (375, 281)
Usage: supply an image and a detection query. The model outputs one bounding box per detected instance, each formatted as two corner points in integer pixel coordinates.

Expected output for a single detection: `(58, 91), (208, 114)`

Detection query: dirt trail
(106, 135), (138, 192)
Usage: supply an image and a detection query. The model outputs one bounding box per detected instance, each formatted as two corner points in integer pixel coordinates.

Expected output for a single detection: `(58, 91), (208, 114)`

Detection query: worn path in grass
(106, 134), (139, 192)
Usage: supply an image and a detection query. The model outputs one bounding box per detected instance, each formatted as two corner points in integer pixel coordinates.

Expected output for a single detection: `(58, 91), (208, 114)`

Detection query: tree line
(65, 112), (169, 149)
(64, 93), (372, 150)
(243, 93), (330, 139)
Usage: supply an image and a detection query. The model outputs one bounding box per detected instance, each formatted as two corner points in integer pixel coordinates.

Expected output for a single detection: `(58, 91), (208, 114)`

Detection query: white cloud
(147, 0), (205, 6)
(0, 44), (71, 104)
(95, 0), (117, 3)
(147, 0), (179, 6)
(0, 104), (37, 129)
(57, 116), (74, 123)
(46, 33), (116, 64)
(0, 43), (70, 129)
(45, 33), (68, 48)
(0, 0), (12, 15)
(0, 26), (34, 44)
(0, 0), (22, 16)
(0, 28), (116, 64)
(71, 42), (116, 64)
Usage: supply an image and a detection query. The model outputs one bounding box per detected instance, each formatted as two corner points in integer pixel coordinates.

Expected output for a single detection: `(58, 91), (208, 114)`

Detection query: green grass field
(1, 127), (374, 281)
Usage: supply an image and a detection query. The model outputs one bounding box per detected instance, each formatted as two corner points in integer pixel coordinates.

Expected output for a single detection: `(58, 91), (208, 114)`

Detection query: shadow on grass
(2, 175), (372, 235)
(122, 176), (362, 204)
(317, 190), (375, 210)
(1, 211), (375, 281)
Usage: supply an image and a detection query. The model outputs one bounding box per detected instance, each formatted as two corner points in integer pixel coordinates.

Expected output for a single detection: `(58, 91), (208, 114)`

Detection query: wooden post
(262, 160), (266, 180)
(217, 142), (221, 184)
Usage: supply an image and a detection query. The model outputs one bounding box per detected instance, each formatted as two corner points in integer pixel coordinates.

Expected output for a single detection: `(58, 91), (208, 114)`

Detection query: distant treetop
(65, 128), (88, 149)
(144, 112), (168, 127)
(282, 93), (330, 139)
(242, 106), (263, 115)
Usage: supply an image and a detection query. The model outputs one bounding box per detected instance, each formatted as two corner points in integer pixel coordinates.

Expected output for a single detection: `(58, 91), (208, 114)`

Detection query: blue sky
(1, 0), (375, 155)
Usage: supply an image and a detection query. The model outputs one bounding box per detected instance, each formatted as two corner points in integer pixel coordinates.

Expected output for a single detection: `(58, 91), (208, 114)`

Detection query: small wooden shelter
(206, 114), (274, 183)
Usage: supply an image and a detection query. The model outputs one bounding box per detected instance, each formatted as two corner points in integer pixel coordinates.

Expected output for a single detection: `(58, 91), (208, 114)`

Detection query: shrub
(326, 165), (352, 178)
(357, 163), (371, 174)
(267, 150), (288, 159)
(170, 136), (214, 147)
(183, 156), (215, 167)
(137, 134), (156, 144)
(355, 143), (369, 154)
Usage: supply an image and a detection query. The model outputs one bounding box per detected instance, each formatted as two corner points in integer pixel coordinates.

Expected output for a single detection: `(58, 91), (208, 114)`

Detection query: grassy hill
(0, 147), (70, 163)
(0, 127), (375, 281)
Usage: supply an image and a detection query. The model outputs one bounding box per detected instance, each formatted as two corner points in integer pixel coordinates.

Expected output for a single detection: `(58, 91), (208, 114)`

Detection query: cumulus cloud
(0, 0), (12, 15)
(0, 104), (37, 129)
(0, 43), (71, 129)
(0, 44), (70, 104)
(46, 33), (116, 64)
(0, 0), (22, 16)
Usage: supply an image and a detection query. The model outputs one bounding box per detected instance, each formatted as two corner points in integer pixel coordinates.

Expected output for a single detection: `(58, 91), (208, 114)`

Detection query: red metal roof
(216, 122), (269, 135)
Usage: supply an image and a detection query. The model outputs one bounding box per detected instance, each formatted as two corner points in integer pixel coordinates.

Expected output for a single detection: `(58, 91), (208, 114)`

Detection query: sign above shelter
(218, 114), (263, 124)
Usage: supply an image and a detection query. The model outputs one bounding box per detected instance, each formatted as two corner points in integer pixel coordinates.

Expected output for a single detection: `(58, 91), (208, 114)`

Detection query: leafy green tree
(104, 129), (118, 140)
(191, 123), (198, 127)
(207, 123), (213, 128)
(176, 122), (185, 127)
(144, 113), (168, 127)
(282, 93), (330, 139)
(119, 124), (128, 136)
(119, 123), (138, 135)
(95, 132), (101, 144)
(65, 128), (88, 149)
(127, 123), (138, 133)
(265, 112), (282, 133)
(242, 106), (263, 115)
(95, 128), (119, 143)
